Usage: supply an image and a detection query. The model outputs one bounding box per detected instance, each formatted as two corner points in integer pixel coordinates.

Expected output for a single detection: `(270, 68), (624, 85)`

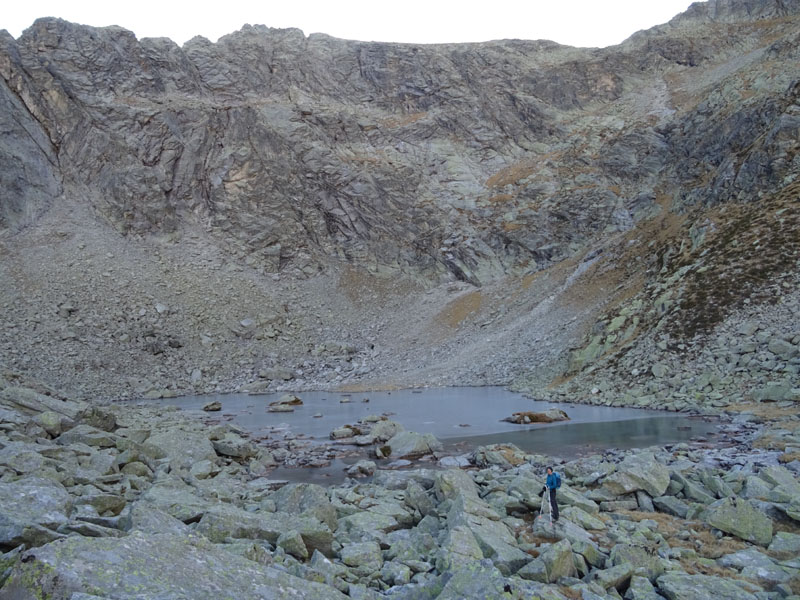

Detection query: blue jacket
(546, 472), (559, 490)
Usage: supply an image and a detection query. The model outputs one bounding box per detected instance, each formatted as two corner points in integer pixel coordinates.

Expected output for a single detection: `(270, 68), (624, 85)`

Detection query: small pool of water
(156, 386), (717, 465)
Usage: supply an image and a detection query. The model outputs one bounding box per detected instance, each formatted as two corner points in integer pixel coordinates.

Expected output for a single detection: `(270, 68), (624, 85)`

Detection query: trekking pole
(542, 487), (552, 525)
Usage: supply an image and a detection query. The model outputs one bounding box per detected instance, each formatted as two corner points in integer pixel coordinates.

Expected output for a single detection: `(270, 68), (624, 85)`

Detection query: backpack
(554, 472), (562, 488)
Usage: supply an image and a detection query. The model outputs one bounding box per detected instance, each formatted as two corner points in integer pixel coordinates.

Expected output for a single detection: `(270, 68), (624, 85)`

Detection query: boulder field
(1, 380), (799, 599)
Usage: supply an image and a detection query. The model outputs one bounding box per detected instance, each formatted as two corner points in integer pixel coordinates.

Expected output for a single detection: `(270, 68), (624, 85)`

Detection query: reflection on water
(156, 386), (709, 442)
(446, 416), (718, 460)
(155, 386), (719, 484)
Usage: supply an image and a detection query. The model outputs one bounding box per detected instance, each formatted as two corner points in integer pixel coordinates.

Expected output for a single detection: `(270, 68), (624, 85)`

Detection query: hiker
(541, 466), (561, 521)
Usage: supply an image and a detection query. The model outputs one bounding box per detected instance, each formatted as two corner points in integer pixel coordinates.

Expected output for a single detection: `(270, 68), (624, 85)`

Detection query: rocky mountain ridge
(0, 0), (799, 401)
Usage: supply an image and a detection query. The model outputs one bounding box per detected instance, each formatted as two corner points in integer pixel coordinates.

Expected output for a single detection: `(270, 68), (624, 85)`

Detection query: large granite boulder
(195, 503), (332, 555)
(340, 541), (383, 576)
(0, 477), (72, 549)
(704, 497), (773, 546)
(385, 431), (443, 459)
(603, 453), (670, 498)
(656, 572), (760, 600)
(2, 532), (348, 599)
(516, 539), (576, 583)
(270, 482), (337, 530)
(143, 429), (218, 470)
(436, 561), (514, 600)
(434, 525), (484, 572)
(138, 479), (211, 523)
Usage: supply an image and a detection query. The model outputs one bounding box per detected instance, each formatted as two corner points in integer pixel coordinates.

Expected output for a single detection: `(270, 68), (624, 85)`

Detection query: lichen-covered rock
(656, 572), (759, 600)
(143, 429), (217, 469)
(138, 479), (211, 523)
(435, 525), (484, 572)
(385, 431), (442, 459)
(211, 432), (257, 458)
(609, 543), (665, 582)
(435, 561), (513, 600)
(517, 539), (575, 583)
(55, 424), (118, 448)
(434, 469), (480, 501)
(603, 453), (670, 498)
(340, 541), (383, 576)
(704, 497), (773, 546)
(277, 529), (309, 560)
(0, 477), (72, 549)
(472, 443), (529, 468)
(270, 483), (337, 530)
(1, 532), (348, 599)
(768, 531), (800, 556)
(195, 503), (332, 555)
(653, 495), (690, 518)
(625, 575), (662, 600)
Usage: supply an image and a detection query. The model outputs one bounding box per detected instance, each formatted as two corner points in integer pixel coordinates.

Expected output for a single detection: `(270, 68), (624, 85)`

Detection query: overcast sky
(4, 0), (696, 48)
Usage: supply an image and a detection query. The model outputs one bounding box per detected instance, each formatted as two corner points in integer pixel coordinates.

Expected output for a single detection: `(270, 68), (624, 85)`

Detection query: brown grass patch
(382, 112), (427, 129)
(665, 183), (800, 339)
(486, 160), (538, 188)
(503, 222), (524, 232)
(558, 587), (583, 600)
(779, 452), (800, 464)
(618, 510), (749, 559)
(435, 290), (482, 328)
(487, 194), (514, 204)
(725, 402), (800, 421)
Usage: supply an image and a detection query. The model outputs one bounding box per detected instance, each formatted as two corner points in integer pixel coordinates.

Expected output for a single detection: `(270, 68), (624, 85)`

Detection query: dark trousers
(548, 488), (559, 520)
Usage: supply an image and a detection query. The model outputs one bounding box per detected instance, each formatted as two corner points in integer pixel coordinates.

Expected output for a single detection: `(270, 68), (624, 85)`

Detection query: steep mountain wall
(0, 0), (798, 399)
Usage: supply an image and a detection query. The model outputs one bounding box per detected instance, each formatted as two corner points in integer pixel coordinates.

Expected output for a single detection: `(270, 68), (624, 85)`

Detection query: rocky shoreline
(1, 376), (799, 599)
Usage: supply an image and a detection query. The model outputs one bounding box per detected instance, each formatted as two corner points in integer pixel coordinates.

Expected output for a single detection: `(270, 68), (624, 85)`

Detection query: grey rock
(625, 575), (664, 600)
(277, 529), (309, 560)
(345, 460), (376, 477)
(2, 532), (347, 599)
(139, 479), (212, 523)
(435, 525), (484, 572)
(517, 539), (575, 583)
(769, 531), (800, 556)
(119, 503), (191, 535)
(196, 503), (332, 555)
(340, 541), (383, 575)
(768, 339), (798, 360)
(143, 429), (217, 470)
(270, 483), (337, 530)
(381, 560), (412, 585)
(591, 562), (634, 592)
(704, 497), (774, 546)
(385, 430), (443, 459)
(656, 572), (759, 600)
(603, 453), (671, 498)
(212, 433), (257, 458)
(610, 543), (665, 581)
(0, 477), (72, 549)
(653, 496), (690, 518)
(56, 424), (118, 448)
(436, 561), (512, 600)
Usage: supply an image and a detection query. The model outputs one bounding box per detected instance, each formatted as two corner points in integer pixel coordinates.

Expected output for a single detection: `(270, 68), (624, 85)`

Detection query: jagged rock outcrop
(0, 0), (798, 398)
(2, 0), (797, 281)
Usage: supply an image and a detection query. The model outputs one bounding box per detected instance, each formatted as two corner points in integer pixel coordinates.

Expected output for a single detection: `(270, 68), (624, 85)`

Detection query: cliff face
(0, 0), (798, 399)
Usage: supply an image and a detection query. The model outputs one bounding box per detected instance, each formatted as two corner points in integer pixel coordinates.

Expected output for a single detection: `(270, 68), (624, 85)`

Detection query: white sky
(3, 1), (697, 48)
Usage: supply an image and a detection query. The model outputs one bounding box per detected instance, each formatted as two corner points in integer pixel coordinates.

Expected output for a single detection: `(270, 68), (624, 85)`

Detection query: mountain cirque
(1, 0), (800, 598)
(1, 0), (799, 401)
